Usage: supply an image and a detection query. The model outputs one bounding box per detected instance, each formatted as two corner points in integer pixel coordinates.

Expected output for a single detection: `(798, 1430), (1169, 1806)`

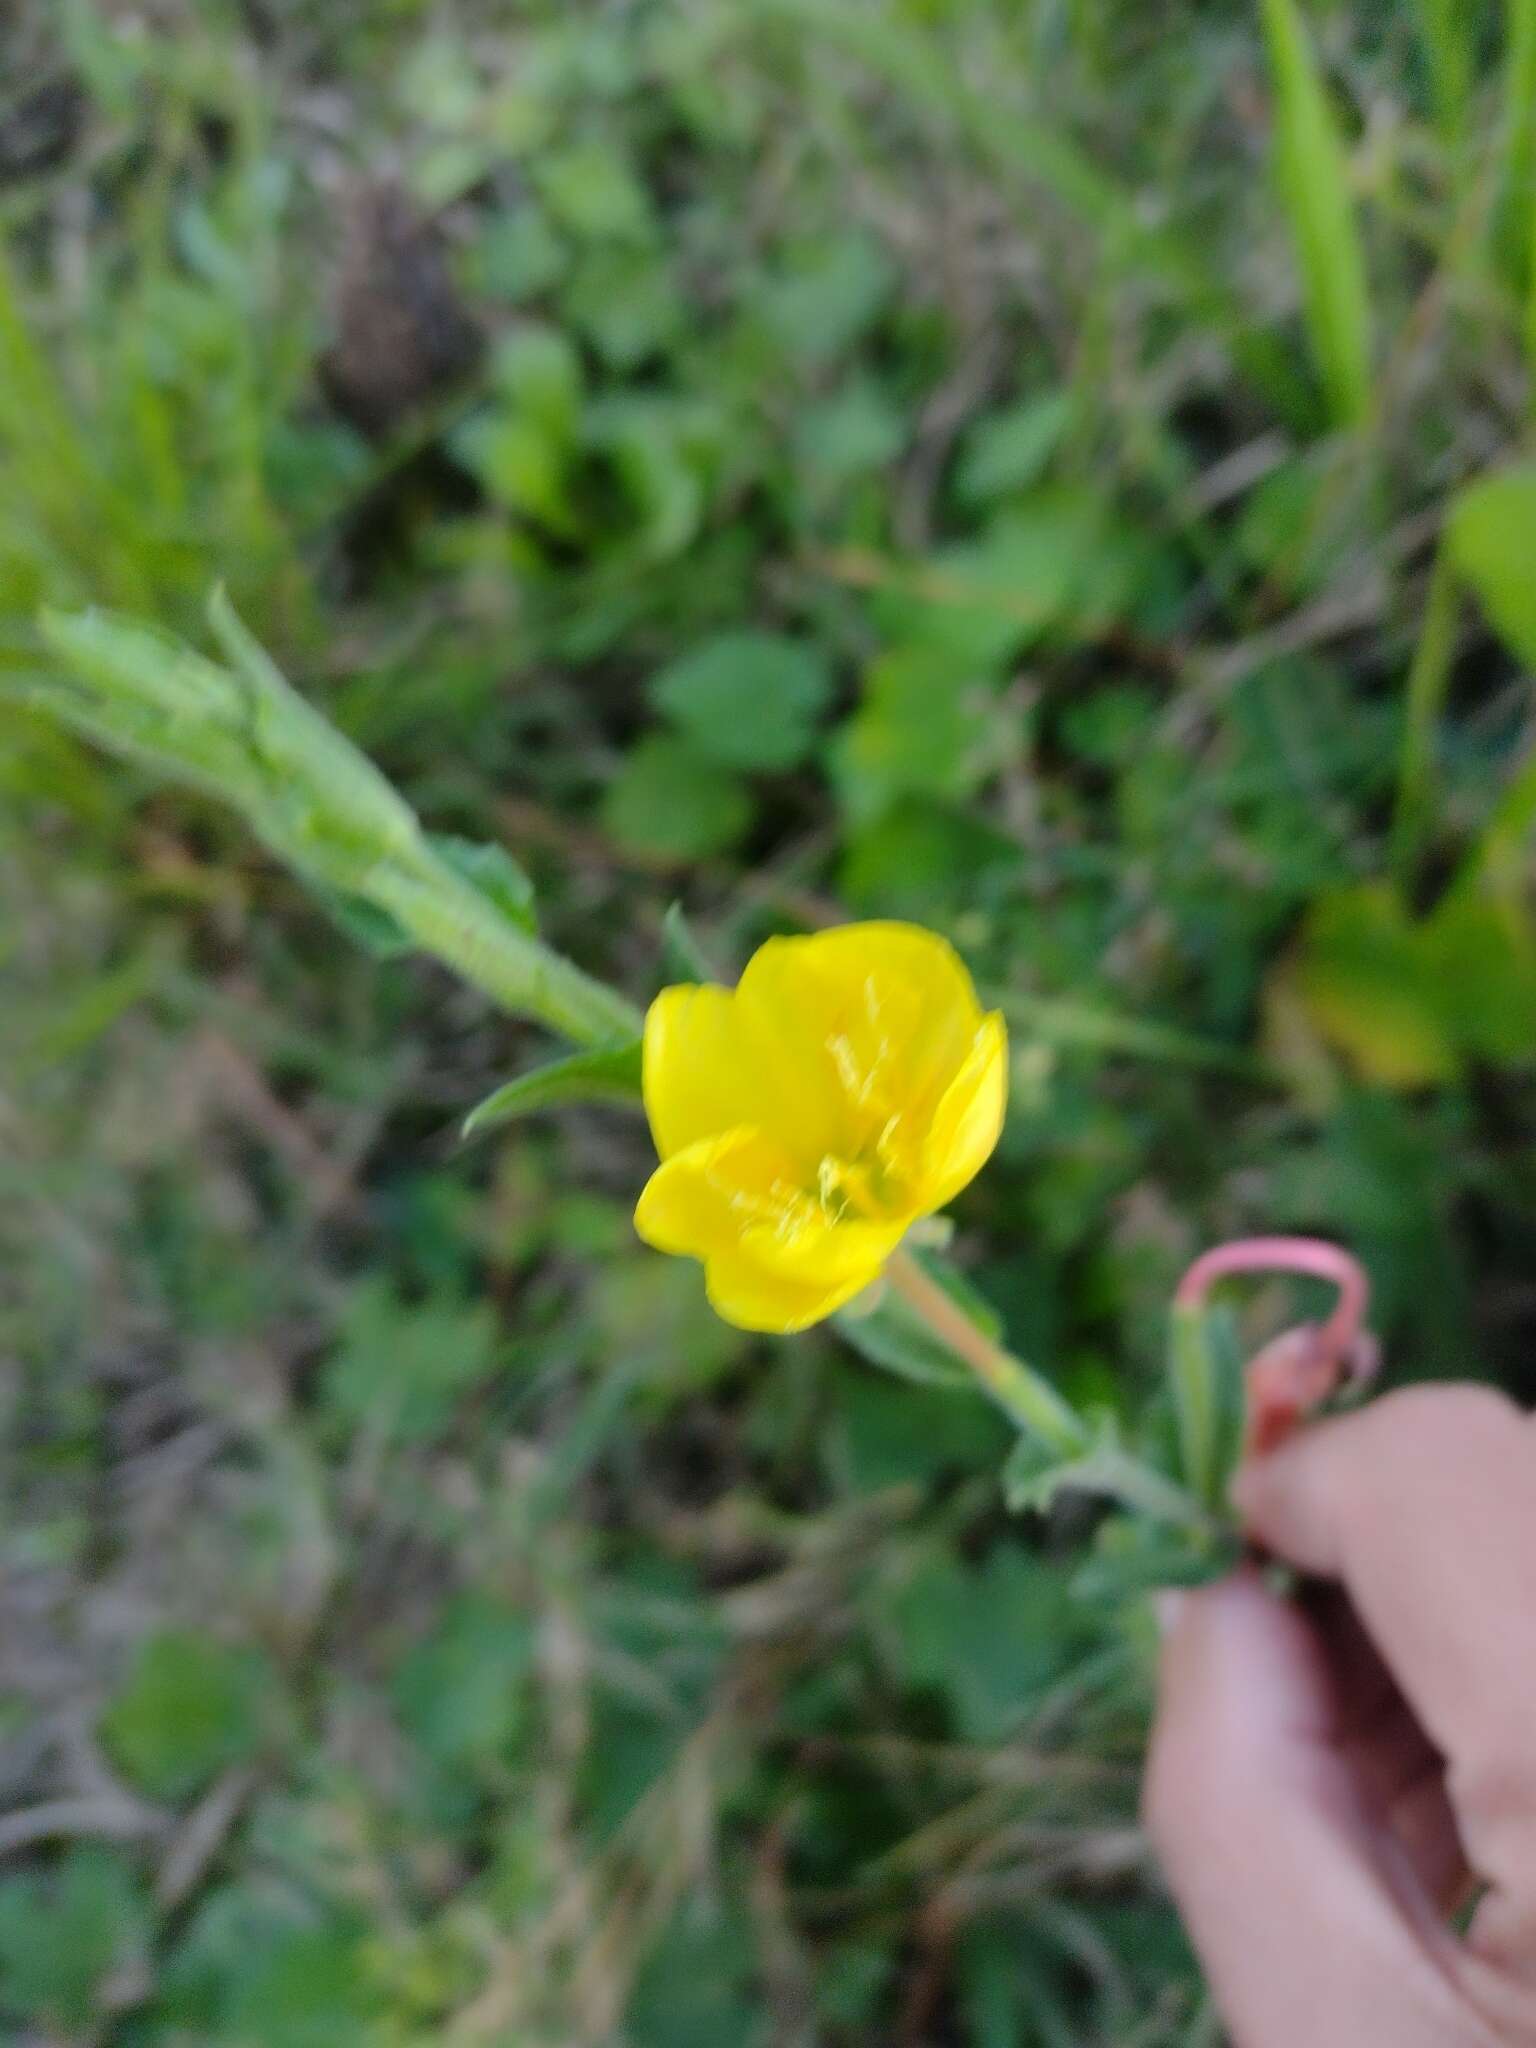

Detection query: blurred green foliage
(6, 0), (1536, 2041)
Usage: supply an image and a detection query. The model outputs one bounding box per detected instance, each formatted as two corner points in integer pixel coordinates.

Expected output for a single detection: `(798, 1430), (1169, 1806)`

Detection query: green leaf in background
(602, 732), (754, 859)
(877, 1546), (1086, 1742)
(1445, 465), (1536, 668)
(463, 1038), (644, 1136)
(1293, 882), (1459, 1085)
(648, 630), (834, 771)
(824, 1364), (1009, 1495)
(1260, 0), (1375, 427)
(218, 1923), (384, 2048)
(952, 391), (1074, 508)
(588, 395), (708, 562)
(319, 1279), (499, 1444)
(627, 1906), (763, 2048)
(0, 1845), (151, 2033)
(1423, 884), (1536, 1064)
(393, 1590), (534, 1771)
(155, 1889), (384, 2048)
(660, 900), (720, 982)
(759, 228), (896, 365)
(534, 139), (654, 243)
(100, 1629), (280, 1802)
(868, 490), (1145, 665)
(832, 642), (1016, 824)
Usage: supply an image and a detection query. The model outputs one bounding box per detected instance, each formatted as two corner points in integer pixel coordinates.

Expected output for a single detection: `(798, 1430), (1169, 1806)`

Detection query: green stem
(372, 865), (644, 1048)
(884, 1249), (1085, 1455)
(885, 1252), (1214, 1536)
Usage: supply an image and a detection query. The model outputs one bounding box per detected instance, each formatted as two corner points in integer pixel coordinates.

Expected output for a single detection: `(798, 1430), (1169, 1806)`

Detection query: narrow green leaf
(32, 600), (641, 1049)
(1390, 545), (1460, 890)
(1501, 0), (1536, 287)
(1414, 0), (1473, 142)
(1001, 1411), (1122, 1516)
(1260, 0), (1375, 427)
(1445, 465), (1536, 669)
(1167, 1303), (1245, 1510)
(660, 902), (719, 983)
(463, 1040), (645, 1137)
(429, 835), (538, 935)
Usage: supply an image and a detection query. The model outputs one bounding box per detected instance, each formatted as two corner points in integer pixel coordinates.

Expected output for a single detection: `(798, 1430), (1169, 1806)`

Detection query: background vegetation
(5, 1), (1536, 2041)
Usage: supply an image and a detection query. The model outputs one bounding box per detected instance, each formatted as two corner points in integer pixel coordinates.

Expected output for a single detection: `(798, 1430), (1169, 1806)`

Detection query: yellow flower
(634, 921), (1008, 1332)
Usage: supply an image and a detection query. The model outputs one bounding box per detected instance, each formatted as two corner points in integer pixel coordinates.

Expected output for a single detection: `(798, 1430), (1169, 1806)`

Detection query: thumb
(1143, 1573), (1478, 2048)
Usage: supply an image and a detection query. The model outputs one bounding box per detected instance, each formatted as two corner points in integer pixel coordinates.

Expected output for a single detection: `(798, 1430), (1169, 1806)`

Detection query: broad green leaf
(1445, 466), (1536, 669)
(589, 398), (705, 562)
(1070, 1516), (1240, 1603)
(319, 1279), (499, 1443)
(1260, 0), (1374, 427)
(825, 1366), (1009, 1494)
(392, 1590), (534, 1769)
(759, 229), (896, 365)
(952, 391), (1074, 507)
(602, 733), (753, 859)
(868, 491), (1147, 664)
(1423, 884), (1536, 1064)
(534, 140), (653, 243)
(463, 1039), (644, 1136)
(488, 324), (584, 437)
(218, 1923), (383, 2048)
(1294, 883), (1459, 1085)
(100, 1630), (281, 1801)
(831, 642), (1016, 824)
(0, 1846), (150, 2033)
(648, 631), (833, 772)
(875, 1546), (1087, 1741)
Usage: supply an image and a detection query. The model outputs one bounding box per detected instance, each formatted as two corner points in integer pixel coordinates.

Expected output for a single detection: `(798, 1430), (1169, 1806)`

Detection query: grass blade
(1502, 0), (1536, 288)
(1260, 0), (1376, 428)
(1390, 545), (1461, 888)
(1415, 0), (1474, 142)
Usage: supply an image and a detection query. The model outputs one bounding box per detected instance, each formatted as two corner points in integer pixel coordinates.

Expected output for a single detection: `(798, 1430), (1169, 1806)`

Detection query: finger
(1308, 1590), (1469, 1907)
(1144, 1573), (1476, 2047)
(1232, 1386), (1536, 1978)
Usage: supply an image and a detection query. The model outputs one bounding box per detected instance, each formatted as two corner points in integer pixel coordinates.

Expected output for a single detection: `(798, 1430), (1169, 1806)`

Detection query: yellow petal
(703, 1243), (880, 1333)
(920, 1011), (1008, 1212)
(642, 983), (756, 1159)
(734, 922), (984, 1165)
(634, 1125), (806, 1257)
(739, 1212), (908, 1289)
(634, 1124), (908, 1332)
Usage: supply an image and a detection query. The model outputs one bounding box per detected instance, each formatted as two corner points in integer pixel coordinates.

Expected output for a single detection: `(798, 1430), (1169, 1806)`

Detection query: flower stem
(885, 1248), (1216, 1538)
(884, 1249), (1085, 1456)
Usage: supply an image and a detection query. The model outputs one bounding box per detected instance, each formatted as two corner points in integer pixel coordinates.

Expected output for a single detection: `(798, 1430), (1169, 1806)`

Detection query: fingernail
(1152, 1590), (1188, 1637)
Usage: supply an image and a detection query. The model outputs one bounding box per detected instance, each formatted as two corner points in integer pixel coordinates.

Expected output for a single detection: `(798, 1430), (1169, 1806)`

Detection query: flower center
(815, 1128), (911, 1225)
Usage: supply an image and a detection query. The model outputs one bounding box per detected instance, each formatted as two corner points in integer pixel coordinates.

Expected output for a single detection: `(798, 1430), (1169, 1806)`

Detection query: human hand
(1144, 1386), (1536, 2046)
